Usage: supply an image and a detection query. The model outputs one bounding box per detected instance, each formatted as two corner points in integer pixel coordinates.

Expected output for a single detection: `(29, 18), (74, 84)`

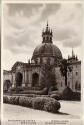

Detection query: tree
(60, 59), (72, 86)
(40, 63), (57, 93)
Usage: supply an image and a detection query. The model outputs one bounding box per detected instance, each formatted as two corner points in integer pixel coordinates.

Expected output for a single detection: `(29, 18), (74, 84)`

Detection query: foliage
(3, 95), (20, 105)
(3, 95), (61, 113)
(32, 97), (45, 110)
(20, 87), (48, 95)
(50, 94), (62, 100)
(72, 92), (81, 101)
(60, 59), (72, 86)
(40, 63), (57, 93)
(44, 98), (61, 113)
(19, 96), (33, 108)
(61, 87), (73, 100)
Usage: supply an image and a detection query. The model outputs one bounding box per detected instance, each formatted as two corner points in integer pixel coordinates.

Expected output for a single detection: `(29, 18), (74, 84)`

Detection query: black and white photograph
(1, 0), (83, 125)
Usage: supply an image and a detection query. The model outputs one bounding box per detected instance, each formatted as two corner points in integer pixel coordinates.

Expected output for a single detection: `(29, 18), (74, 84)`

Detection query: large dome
(31, 23), (62, 64)
(32, 43), (62, 59)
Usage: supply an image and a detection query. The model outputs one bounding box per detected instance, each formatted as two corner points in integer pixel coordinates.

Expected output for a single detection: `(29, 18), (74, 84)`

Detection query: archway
(15, 72), (23, 87)
(3, 80), (11, 91)
(32, 73), (39, 87)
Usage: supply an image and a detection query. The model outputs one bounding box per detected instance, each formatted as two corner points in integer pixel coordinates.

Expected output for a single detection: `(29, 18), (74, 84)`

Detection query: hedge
(19, 96), (33, 108)
(61, 87), (81, 101)
(50, 94), (62, 100)
(20, 88), (48, 95)
(3, 95), (61, 113)
(3, 95), (20, 105)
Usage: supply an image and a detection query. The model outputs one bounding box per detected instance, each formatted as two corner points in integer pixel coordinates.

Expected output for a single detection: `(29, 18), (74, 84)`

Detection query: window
(76, 72), (78, 76)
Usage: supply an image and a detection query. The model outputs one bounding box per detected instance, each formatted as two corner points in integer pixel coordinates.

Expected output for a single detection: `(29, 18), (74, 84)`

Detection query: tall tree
(60, 59), (72, 86)
(40, 63), (57, 93)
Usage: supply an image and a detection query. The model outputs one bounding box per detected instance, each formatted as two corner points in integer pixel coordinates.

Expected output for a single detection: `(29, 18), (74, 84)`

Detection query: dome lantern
(42, 22), (53, 44)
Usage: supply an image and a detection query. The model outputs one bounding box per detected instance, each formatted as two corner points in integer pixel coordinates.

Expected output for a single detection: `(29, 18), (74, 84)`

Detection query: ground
(2, 101), (83, 125)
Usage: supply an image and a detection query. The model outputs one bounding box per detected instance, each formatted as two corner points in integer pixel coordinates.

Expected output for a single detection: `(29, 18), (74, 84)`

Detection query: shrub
(72, 92), (81, 101)
(20, 87), (48, 95)
(50, 94), (61, 100)
(3, 95), (20, 105)
(19, 96), (33, 108)
(3, 95), (61, 113)
(3, 95), (9, 103)
(32, 97), (61, 112)
(44, 98), (61, 113)
(32, 97), (45, 110)
(62, 87), (73, 100)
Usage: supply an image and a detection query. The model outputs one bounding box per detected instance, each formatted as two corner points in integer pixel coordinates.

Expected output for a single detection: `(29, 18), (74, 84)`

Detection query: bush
(44, 98), (61, 113)
(72, 92), (81, 101)
(32, 97), (45, 110)
(10, 96), (19, 105)
(61, 87), (81, 101)
(32, 97), (61, 112)
(3, 95), (20, 105)
(3, 95), (61, 113)
(12, 94), (36, 98)
(62, 87), (73, 100)
(19, 96), (33, 108)
(50, 94), (61, 100)
(3, 95), (9, 103)
(20, 87), (48, 95)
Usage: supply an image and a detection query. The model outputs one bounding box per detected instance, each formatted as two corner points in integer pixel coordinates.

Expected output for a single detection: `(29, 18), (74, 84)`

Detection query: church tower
(42, 22), (53, 43)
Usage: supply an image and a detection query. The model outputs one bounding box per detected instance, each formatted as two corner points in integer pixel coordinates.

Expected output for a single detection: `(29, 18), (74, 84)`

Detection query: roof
(32, 43), (62, 60)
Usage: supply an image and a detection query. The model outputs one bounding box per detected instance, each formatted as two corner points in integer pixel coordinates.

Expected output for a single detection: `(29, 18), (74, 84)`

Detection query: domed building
(31, 23), (62, 66)
(3, 23), (81, 93)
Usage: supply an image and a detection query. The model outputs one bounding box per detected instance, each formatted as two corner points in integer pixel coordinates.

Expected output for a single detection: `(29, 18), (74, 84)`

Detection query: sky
(2, 3), (82, 70)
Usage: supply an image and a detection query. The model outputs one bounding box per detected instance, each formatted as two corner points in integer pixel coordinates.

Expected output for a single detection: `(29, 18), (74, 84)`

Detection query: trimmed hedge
(61, 87), (81, 101)
(3, 95), (20, 105)
(20, 87), (48, 95)
(19, 96), (33, 108)
(50, 94), (62, 100)
(61, 87), (73, 100)
(3, 95), (61, 113)
(32, 97), (45, 110)
(72, 92), (81, 101)
(44, 98), (60, 113)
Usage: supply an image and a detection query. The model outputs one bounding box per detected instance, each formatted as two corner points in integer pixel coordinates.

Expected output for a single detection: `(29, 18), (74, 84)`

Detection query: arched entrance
(3, 80), (11, 92)
(15, 72), (23, 87)
(32, 73), (39, 87)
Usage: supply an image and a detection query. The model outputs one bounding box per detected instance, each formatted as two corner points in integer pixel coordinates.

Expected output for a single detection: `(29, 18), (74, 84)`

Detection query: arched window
(15, 72), (23, 87)
(76, 71), (78, 76)
(32, 73), (39, 87)
(3, 80), (11, 91)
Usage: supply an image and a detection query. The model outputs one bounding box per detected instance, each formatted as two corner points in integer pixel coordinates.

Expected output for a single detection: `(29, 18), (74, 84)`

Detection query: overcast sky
(3, 3), (82, 70)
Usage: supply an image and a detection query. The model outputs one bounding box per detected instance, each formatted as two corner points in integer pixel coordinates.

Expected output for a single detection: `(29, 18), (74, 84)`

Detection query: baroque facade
(3, 23), (81, 93)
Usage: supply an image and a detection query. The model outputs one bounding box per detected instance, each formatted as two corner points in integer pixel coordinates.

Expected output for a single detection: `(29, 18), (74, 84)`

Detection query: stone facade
(3, 23), (81, 93)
